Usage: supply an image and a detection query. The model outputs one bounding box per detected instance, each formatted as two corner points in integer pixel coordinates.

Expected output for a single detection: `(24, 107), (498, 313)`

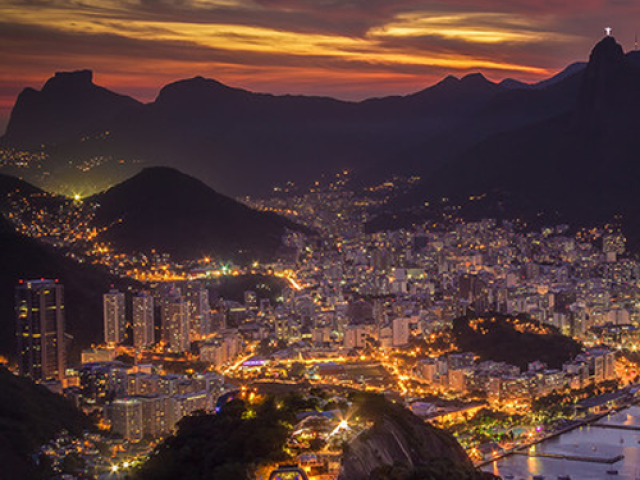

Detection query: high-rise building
(133, 292), (154, 349)
(15, 279), (66, 382)
(186, 285), (210, 340)
(392, 316), (410, 347)
(163, 297), (190, 353)
(140, 395), (176, 437)
(104, 289), (126, 345)
(106, 398), (143, 441)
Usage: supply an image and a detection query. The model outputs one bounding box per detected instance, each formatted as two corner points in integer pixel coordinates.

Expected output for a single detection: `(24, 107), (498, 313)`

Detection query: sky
(1, 0), (640, 134)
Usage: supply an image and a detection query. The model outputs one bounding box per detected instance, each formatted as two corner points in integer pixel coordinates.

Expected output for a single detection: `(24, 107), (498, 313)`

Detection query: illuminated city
(3, 162), (640, 479)
(3, 3), (640, 480)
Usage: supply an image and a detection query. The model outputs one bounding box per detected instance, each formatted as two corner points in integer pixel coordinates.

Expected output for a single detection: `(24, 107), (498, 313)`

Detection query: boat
(557, 476), (571, 480)
(532, 476), (545, 480)
(503, 475), (514, 480)
(606, 470), (619, 475)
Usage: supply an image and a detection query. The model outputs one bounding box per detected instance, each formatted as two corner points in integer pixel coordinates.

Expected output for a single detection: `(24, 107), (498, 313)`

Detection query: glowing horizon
(1, 0), (639, 134)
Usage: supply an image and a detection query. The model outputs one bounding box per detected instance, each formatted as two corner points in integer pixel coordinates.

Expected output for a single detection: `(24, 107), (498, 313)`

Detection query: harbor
(482, 406), (640, 479)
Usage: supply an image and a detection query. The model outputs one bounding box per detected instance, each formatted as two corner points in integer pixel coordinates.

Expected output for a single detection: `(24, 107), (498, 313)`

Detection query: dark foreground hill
(90, 167), (303, 262)
(0, 175), (134, 358)
(0, 367), (89, 480)
(133, 393), (494, 480)
(133, 396), (298, 480)
(339, 394), (496, 480)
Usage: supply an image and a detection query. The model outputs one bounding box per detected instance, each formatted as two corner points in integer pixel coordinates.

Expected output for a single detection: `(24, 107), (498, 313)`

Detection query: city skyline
(2, 0), (640, 134)
(4, 3), (640, 478)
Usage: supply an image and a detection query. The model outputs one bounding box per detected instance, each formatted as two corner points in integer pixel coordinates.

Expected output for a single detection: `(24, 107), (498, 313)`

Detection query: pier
(592, 423), (640, 432)
(514, 451), (624, 464)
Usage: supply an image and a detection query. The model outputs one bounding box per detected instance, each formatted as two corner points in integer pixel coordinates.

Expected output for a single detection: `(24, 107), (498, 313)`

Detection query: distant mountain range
(4, 70), (141, 147)
(3, 37), (640, 245)
(1, 51), (587, 197)
(499, 62), (587, 90)
(379, 36), (640, 248)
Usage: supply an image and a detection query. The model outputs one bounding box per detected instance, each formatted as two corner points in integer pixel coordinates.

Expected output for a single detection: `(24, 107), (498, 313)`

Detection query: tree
(61, 452), (86, 475)
(289, 362), (306, 379)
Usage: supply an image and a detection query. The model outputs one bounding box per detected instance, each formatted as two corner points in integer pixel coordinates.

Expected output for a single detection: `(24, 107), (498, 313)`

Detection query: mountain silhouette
(500, 62), (587, 90)
(90, 167), (303, 261)
(1, 69), (544, 196)
(3, 38), (635, 243)
(385, 37), (640, 247)
(3, 70), (141, 147)
(574, 36), (640, 133)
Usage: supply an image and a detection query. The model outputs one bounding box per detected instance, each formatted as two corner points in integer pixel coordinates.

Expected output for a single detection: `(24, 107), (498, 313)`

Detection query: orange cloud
(1, 0), (637, 131)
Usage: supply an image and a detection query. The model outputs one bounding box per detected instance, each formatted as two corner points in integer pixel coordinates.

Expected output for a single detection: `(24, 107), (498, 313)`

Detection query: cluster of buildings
(13, 217), (633, 421)
(103, 282), (211, 353)
(15, 279), (67, 383)
(13, 176), (640, 459)
(414, 348), (616, 406)
(12, 172), (640, 480)
(79, 361), (226, 440)
(13, 278), (232, 443)
(267, 220), (638, 353)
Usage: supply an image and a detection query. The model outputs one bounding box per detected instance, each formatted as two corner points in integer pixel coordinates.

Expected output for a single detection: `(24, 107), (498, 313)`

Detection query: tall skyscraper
(106, 398), (143, 441)
(133, 292), (154, 349)
(15, 279), (66, 382)
(392, 316), (410, 347)
(186, 284), (211, 340)
(104, 289), (126, 345)
(163, 297), (190, 353)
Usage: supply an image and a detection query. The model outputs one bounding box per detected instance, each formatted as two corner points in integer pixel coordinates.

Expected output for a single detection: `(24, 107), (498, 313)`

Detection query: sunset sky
(1, 0), (639, 134)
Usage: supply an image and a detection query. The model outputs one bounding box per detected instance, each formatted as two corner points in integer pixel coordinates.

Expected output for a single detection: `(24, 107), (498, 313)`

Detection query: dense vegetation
(532, 379), (620, 418)
(134, 391), (491, 480)
(452, 314), (582, 370)
(446, 408), (522, 447)
(212, 273), (287, 305)
(0, 213), (135, 360)
(90, 167), (304, 262)
(0, 367), (90, 479)
(133, 395), (302, 480)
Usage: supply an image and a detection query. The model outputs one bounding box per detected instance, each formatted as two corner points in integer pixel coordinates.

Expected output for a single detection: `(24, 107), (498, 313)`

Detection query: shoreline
(475, 402), (636, 468)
